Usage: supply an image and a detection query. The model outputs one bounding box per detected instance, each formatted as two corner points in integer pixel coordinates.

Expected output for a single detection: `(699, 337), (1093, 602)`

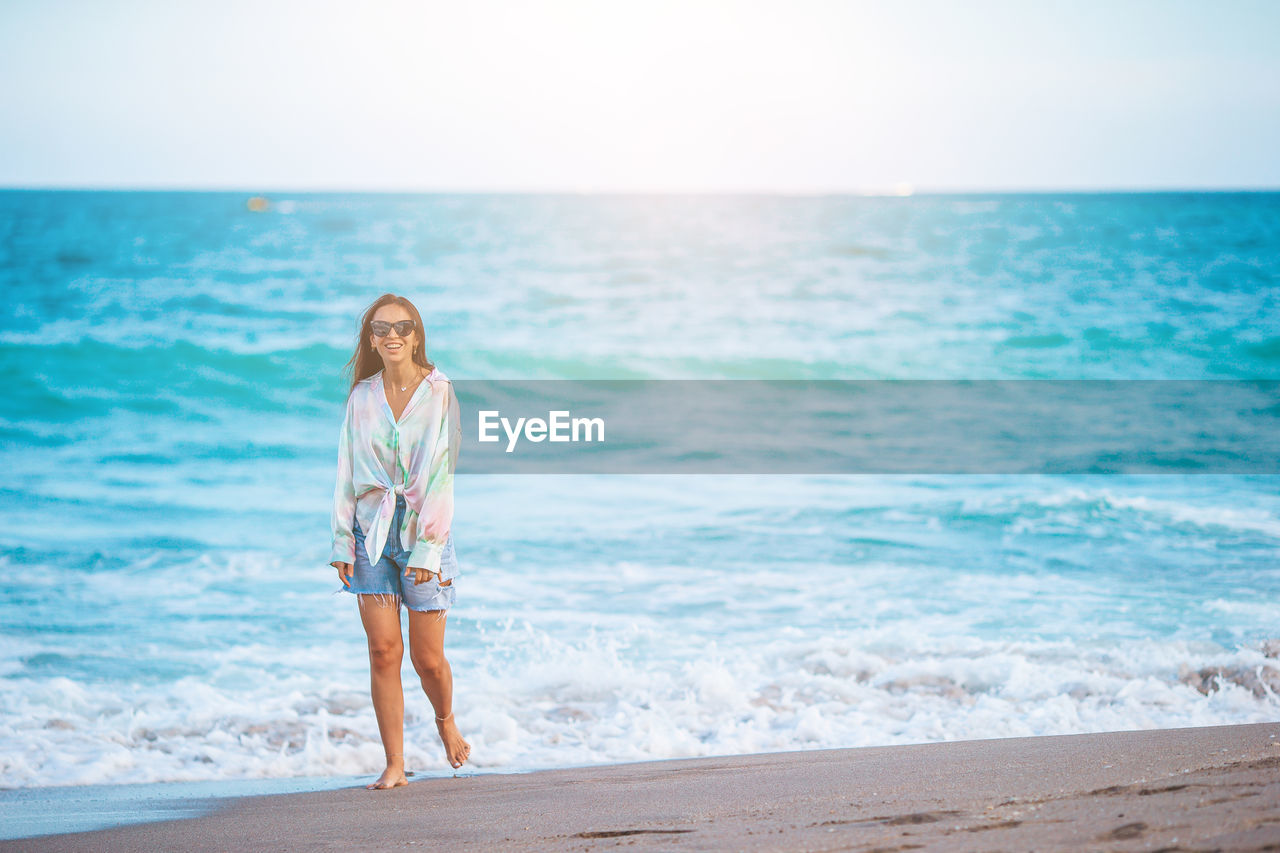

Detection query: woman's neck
(383, 362), (423, 390)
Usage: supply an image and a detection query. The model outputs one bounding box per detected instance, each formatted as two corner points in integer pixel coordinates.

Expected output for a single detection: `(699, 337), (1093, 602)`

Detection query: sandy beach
(3, 721), (1277, 851)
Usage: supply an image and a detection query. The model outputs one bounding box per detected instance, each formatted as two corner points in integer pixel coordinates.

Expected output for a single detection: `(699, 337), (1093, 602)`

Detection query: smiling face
(369, 304), (419, 367)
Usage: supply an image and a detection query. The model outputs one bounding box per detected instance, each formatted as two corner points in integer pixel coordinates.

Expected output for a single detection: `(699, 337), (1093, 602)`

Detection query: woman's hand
(405, 567), (451, 587)
(334, 561), (353, 587)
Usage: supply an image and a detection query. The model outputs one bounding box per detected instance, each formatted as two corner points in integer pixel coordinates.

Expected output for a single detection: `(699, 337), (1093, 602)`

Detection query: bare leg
(408, 605), (471, 769)
(358, 594), (408, 789)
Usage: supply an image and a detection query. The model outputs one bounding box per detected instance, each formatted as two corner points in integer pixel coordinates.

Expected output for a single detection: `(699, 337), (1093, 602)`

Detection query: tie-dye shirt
(328, 366), (461, 579)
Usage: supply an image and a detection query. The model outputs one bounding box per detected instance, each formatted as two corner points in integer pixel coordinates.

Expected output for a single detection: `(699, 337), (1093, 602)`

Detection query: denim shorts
(346, 494), (458, 612)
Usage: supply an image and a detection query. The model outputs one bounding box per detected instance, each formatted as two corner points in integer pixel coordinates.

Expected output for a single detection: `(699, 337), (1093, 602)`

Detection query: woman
(329, 293), (470, 788)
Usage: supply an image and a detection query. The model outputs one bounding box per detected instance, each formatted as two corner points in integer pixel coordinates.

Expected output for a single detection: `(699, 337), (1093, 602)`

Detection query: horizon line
(2, 183), (1279, 196)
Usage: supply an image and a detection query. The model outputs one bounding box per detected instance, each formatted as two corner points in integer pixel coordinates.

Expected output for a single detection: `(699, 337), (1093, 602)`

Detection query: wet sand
(3, 722), (1278, 851)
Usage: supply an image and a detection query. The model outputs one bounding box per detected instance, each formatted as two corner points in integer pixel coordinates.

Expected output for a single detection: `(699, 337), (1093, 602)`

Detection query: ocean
(1, 190), (1277, 787)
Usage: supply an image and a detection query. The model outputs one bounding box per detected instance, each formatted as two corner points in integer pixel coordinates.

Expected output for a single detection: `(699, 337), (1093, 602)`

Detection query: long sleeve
(328, 395), (357, 568)
(407, 380), (461, 575)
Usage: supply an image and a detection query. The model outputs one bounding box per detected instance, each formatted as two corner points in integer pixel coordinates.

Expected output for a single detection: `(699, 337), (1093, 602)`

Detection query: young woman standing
(329, 293), (469, 788)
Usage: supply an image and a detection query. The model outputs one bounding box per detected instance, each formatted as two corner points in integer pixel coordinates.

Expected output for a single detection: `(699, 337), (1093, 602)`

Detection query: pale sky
(1, 0), (1277, 192)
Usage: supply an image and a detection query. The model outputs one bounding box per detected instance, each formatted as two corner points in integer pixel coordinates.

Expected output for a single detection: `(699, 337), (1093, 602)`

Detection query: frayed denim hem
(352, 590), (403, 610)
(340, 585), (455, 614)
(403, 582), (456, 614)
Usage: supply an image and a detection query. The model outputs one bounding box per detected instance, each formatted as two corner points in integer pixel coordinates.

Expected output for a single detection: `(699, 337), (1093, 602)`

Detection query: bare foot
(435, 713), (471, 769)
(366, 762), (408, 790)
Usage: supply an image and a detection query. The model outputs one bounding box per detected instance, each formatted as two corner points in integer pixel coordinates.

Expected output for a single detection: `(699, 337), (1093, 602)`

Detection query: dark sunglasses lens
(371, 320), (415, 337)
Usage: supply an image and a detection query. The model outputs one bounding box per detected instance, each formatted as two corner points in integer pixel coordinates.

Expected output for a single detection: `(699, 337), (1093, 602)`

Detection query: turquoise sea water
(1, 190), (1277, 787)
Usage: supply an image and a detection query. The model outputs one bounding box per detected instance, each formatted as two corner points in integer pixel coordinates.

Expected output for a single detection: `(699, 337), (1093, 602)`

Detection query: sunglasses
(370, 320), (416, 337)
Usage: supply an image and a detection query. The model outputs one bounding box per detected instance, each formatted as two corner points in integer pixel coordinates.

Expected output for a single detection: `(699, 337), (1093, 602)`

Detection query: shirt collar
(373, 368), (436, 426)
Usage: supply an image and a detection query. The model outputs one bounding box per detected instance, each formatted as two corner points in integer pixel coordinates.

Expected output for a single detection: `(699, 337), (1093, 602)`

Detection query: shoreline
(3, 722), (1278, 850)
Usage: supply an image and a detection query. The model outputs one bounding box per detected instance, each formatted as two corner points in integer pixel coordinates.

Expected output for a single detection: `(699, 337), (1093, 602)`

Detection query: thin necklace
(391, 367), (423, 392)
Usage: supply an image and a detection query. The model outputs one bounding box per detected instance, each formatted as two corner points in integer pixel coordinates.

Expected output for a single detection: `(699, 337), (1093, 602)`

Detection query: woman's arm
(329, 396), (358, 570)
(407, 380), (460, 580)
